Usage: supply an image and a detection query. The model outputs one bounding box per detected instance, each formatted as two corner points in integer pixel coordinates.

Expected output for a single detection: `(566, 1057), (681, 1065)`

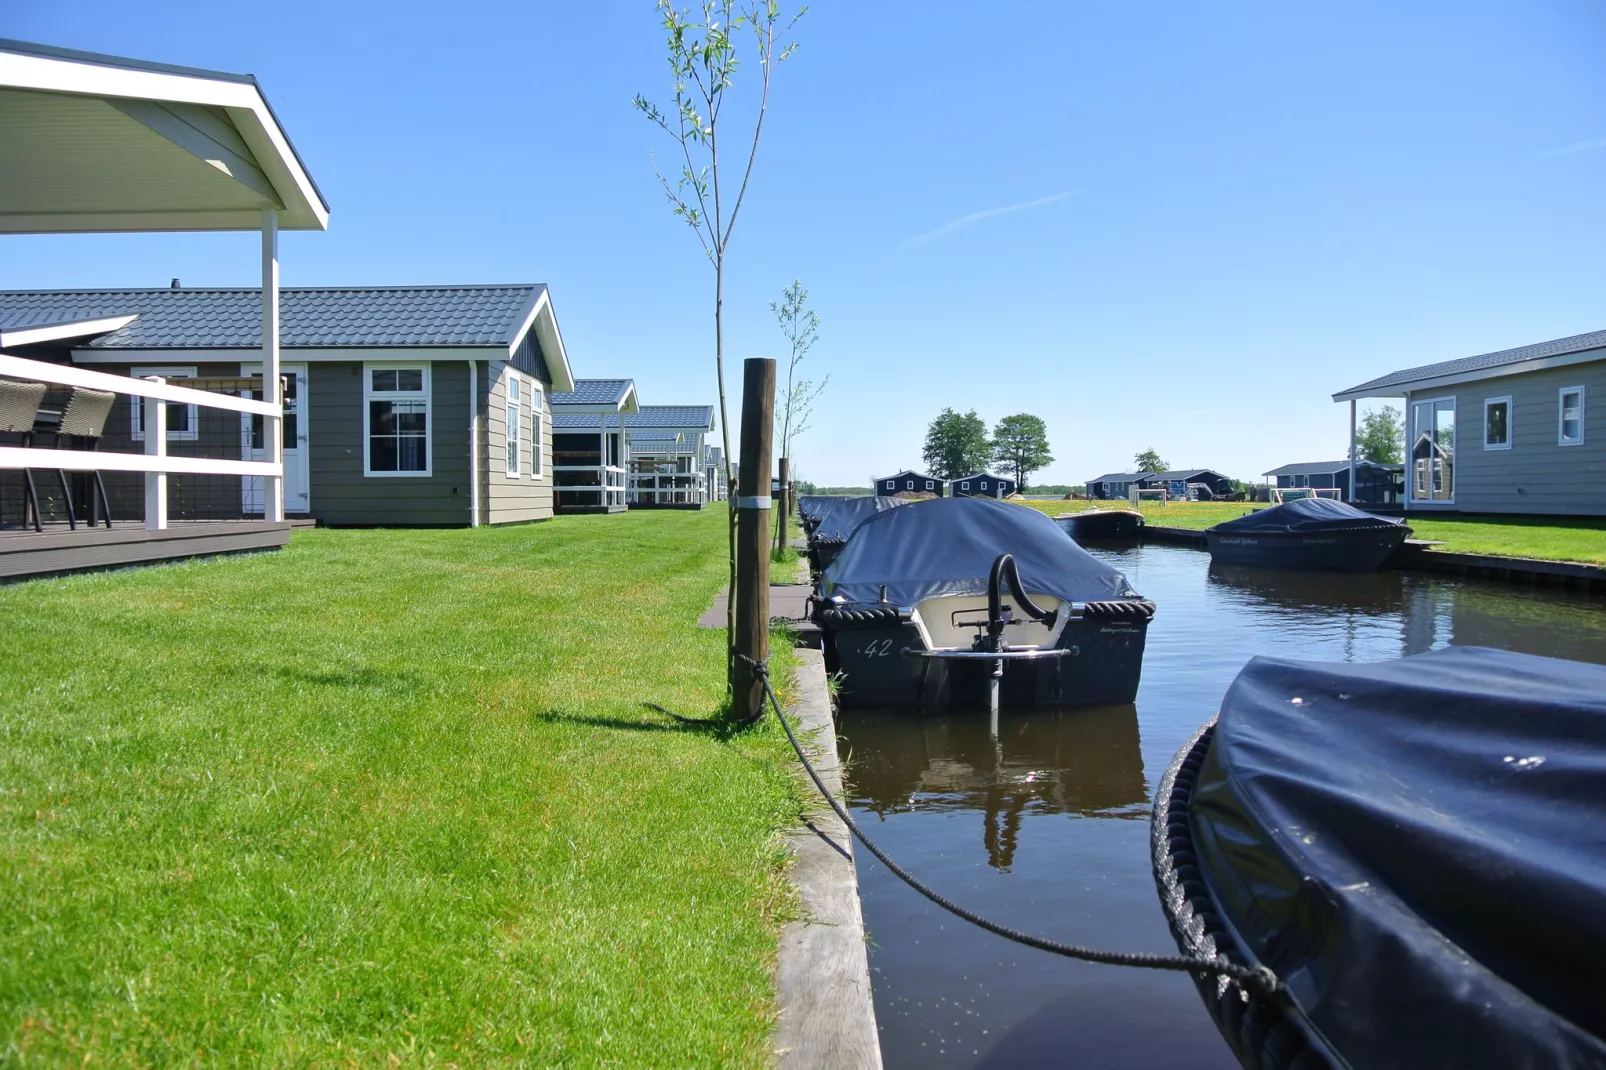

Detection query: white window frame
(505, 371), (522, 478)
(1409, 396), (1456, 504)
(961, 481), (971, 491)
(1559, 386), (1585, 446)
(1483, 396), (1512, 450)
(363, 363), (431, 478)
(924, 480), (934, 490)
(905, 480), (914, 490)
(130, 365), (199, 441)
(530, 381), (544, 479)
(885, 480), (895, 491)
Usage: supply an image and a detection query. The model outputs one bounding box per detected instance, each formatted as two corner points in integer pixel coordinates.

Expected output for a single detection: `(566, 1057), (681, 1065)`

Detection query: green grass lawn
(0, 509), (801, 1066)
(1015, 499), (1606, 565)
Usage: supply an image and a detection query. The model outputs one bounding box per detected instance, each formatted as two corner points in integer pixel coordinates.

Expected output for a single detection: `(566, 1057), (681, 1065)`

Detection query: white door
(241, 363), (309, 515)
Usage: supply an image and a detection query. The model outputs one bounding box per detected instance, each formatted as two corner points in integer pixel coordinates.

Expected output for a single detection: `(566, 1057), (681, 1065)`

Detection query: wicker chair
(54, 386), (117, 529)
(0, 379), (48, 532)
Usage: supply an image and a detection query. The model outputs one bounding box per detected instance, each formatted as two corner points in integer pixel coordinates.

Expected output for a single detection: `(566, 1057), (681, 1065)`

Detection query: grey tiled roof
(552, 412), (637, 429)
(1154, 469), (1225, 481)
(875, 470), (937, 482)
(550, 379), (634, 406)
(949, 472), (1006, 482)
(622, 405), (714, 430)
(0, 286), (546, 347)
(1263, 460), (1397, 477)
(1087, 472), (1155, 484)
(629, 431), (684, 442)
(1337, 329), (1606, 397)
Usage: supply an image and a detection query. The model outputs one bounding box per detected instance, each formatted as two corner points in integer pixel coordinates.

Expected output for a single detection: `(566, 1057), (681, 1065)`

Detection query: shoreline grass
(0, 508), (800, 1065)
(1014, 499), (1606, 566)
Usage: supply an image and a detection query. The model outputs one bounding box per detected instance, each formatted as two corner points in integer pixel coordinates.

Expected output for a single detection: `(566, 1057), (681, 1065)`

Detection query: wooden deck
(0, 519), (301, 581)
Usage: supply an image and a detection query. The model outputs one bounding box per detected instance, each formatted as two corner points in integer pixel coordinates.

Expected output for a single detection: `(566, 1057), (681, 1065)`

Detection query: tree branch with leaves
(634, 0), (804, 654)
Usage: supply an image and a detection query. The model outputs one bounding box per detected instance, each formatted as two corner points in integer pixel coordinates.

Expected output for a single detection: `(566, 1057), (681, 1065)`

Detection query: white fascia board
(619, 381), (640, 414)
(72, 346), (506, 364)
(1332, 347), (1606, 402)
(0, 50), (326, 231)
(0, 313), (137, 348)
(508, 289), (575, 393)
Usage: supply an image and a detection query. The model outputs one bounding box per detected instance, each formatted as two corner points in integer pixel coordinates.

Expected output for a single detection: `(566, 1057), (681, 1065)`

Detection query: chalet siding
(308, 361), (472, 526)
(1404, 362), (1605, 516)
(485, 359), (553, 524)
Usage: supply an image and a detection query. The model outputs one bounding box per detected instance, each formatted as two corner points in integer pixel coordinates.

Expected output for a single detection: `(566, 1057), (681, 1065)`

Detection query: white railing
(0, 352), (280, 531)
(554, 463), (627, 509)
(628, 470), (708, 506)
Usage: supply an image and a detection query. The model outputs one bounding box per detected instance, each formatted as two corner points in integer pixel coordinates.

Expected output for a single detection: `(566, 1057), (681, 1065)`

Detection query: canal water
(840, 543), (1606, 1069)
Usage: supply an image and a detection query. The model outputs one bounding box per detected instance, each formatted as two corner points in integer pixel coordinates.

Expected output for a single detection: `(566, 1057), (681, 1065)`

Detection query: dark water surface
(839, 544), (1606, 1069)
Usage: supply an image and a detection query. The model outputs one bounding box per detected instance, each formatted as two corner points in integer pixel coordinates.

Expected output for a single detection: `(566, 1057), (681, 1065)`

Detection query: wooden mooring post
(733, 357), (776, 721)
(775, 456), (790, 553)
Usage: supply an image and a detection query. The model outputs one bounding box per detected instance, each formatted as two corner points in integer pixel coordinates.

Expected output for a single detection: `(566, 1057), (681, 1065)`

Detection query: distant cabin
(875, 470), (944, 497)
(948, 472), (1016, 498)
(1085, 471), (1157, 500)
(1335, 328), (1605, 516)
(1151, 469), (1233, 500)
(1262, 460), (1402, 505)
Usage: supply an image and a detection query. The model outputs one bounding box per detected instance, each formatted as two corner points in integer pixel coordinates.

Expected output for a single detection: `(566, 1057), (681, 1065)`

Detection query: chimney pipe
(170, 278), (181, 289)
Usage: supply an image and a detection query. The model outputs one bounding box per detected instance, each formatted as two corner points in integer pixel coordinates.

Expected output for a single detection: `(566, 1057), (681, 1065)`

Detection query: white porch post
(261, 208), (284, 522)
(468, 360), (481, 527)
(1348, 399), (1358, 504)
(143, 383), (168, 530)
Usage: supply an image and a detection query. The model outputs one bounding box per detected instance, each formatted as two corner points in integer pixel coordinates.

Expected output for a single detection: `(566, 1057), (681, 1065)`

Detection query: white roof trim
(508, 288), (574, 393)
(1333, 347), (1606, 402)
(1, 313), (137, 348)
(0, 43), (327, 232)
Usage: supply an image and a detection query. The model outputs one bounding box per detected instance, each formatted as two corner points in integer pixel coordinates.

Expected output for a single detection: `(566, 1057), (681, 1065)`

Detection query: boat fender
(1082, 599), (1157, 620)
(817, 605), (911, 628)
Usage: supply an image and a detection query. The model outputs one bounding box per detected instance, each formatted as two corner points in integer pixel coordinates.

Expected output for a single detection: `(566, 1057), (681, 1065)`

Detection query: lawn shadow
(533, 707), (683, 734)
(252, 664), (426, 692)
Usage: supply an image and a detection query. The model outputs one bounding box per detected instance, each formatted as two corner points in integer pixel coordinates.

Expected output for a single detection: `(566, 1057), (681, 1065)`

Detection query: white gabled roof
(0, 37), (328, 233)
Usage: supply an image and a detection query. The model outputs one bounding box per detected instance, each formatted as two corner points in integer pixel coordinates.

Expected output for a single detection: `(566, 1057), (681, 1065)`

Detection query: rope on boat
(650, 652), (1282, 997)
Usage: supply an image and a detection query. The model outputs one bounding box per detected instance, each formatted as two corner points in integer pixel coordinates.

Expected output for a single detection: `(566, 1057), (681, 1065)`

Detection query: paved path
(698, 556), (813, 629)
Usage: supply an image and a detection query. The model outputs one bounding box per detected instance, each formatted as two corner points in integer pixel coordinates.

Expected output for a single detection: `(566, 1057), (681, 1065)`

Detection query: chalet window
(906, 480), (914, 490)
(506, 374), (522, 477)
(980, 481), (989, 491)
(130, 366), (198, 441)
(365, 365), (430, 476)
(531, 382), (544, 477)
(885, 480), (895, 491)
(925, 480), (934, 489)
(1484, 397), (1511, 450)
(961, 482), (971, 490)
(1559, 387), (1585, 445)
(1410, 397), (1455, 502)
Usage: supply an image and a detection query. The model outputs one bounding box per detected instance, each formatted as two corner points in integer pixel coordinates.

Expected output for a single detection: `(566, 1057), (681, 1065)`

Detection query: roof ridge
(0, 284), (543, 295)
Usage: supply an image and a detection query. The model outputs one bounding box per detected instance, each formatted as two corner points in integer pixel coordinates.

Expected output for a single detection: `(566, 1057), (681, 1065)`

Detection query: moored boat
(1205, 497), (1409, 572)
(1055, 508), (1144, 542)
(797, 495), (843, 537)
(1154, 647), (1606, 1070)
(813, 497), (1154, 710)
(805, 494), (908, 573)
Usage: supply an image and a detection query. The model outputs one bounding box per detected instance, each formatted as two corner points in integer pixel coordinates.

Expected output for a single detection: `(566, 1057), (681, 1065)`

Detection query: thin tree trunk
(716, 257), (736, 675)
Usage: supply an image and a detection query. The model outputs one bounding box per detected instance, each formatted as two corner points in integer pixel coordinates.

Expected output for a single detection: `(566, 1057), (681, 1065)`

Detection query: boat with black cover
(1055, 508), (1144, 542)
(813, 497), (1154, 710)
(1206, 497), (1409, 572)
(1154, 647), (1606, 1070)
(797, 494), (843, 537)
(805, 494), (908, 574)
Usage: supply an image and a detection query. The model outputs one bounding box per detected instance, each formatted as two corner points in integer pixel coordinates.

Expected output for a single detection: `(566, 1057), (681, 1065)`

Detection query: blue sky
(4, 0), (1604, 486)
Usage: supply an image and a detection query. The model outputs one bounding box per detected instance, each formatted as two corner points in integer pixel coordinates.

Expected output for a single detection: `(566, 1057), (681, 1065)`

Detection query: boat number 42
(857, 639), (896, 658)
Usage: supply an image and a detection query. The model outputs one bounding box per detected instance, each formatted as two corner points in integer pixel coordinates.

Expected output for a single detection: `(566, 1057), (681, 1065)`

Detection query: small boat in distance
(804, 495), (908, 574)
(813, 497), (1154, 710)
(796, 495), (844, 537)
(1055, 508), (1144, 542)
(1155, 647), (1606, 1070)
(1205, 497), (1409, 572)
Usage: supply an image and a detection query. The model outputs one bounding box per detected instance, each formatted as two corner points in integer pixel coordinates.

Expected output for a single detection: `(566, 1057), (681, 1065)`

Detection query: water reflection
(844, 705), (1146, 870)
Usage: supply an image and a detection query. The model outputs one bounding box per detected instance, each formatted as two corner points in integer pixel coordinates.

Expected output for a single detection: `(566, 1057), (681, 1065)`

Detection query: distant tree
(773, 279), (826, 463)
(1133, 447), (1168, 474)
(990, 414), (1054, 487)
(793, 478), (819, 495)
(922, 409), (991, 481)
(1357, 406), (1404, 465)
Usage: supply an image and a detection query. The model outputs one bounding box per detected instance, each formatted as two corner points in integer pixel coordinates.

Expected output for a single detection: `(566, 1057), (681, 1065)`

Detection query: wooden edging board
(774, 647), (882, 1069)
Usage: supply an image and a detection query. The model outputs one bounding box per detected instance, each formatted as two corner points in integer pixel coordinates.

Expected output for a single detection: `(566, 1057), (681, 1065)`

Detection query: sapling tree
(772, 278), (826, 550)
(634, 0), (805, 653)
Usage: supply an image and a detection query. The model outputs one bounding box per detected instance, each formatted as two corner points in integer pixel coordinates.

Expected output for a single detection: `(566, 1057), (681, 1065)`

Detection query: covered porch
(0, 38), (327, 578)
(551, 379), (638, 514)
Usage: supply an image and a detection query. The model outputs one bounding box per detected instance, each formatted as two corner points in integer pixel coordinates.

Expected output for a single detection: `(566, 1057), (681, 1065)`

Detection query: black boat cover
(809, 495), (909, 543)
(797, 495), (843, 524)
(1209, 496), (1406, 533)
(820, 496), (1137, 608)
(1192, 646), (1606, 1068)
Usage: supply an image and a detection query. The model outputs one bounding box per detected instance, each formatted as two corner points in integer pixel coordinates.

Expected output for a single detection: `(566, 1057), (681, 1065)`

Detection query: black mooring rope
(650, 653), (1282, 998)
